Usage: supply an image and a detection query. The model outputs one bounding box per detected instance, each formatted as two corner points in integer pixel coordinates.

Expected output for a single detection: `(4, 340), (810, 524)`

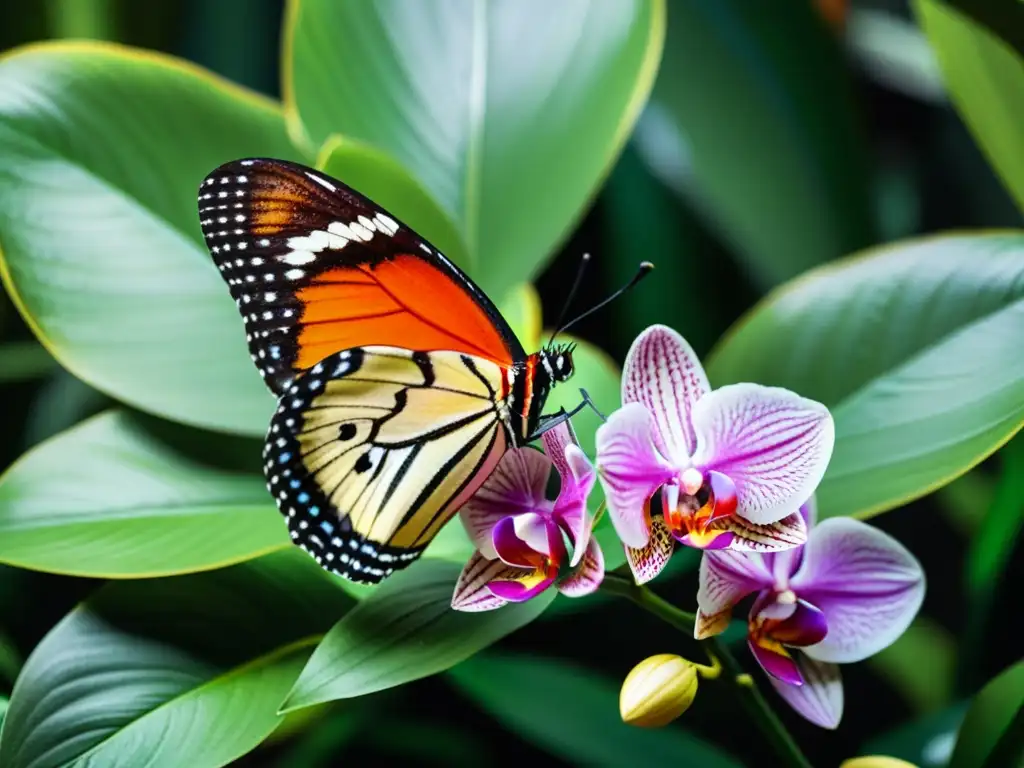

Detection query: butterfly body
(198, 158), (574, 583)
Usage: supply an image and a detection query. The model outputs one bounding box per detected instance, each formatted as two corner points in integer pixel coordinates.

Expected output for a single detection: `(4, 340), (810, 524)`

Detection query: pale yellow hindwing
(293, 346), (509, 549)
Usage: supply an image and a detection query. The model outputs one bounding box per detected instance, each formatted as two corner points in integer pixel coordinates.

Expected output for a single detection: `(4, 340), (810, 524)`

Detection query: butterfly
(196, 158), (588, 584)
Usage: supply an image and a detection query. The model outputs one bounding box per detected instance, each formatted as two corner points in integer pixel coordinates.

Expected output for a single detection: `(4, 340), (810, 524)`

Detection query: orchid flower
(595, 324), (834, 584)
(451, 421), (603, 611)
(696, 499), (925, 728)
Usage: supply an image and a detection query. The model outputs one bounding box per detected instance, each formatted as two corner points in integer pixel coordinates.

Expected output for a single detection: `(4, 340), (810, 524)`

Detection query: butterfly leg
(525, 388), (606, 443)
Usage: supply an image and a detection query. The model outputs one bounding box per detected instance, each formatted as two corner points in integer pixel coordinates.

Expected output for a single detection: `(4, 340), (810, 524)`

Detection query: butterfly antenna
(555, 261), (654, 337)
(547, 253), (592, 347)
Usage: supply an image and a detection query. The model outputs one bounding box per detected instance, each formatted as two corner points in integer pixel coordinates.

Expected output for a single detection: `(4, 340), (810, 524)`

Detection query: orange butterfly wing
(197, 158), (523, 395)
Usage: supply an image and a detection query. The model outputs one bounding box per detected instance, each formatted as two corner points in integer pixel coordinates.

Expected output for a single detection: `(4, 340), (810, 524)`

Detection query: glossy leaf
(282, 559), (553, 711)
(0, 42), (306, 436)
(868, 617), (955, 712)
(0, 410), (287, 577)
(636, 0), (873, 287)
(0, 550), (352, 768)
(285, 0), (665, 298)
(315, 133), (470, 271)
(863, 704), (969, 768)
(707, 234), (1024, 519)
(914, 0), (1024, 216)
(449, 653), (743, 767)
(0, 341), (55, 383)
(949, 661), (1024, 768)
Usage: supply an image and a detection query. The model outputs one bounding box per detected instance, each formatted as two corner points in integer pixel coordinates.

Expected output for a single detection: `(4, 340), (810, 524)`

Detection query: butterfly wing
(265, 345), (510, 582)
(197, 158), (525, 396)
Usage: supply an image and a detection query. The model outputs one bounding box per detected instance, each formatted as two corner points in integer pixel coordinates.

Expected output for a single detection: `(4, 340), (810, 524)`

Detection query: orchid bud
(619, 654), (699, 728)
(839, 757), (919, 768)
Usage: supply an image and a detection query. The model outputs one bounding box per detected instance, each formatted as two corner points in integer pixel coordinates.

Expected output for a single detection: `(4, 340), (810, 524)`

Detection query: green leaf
(497, 283), (543, 354)
(637, 0), (874, 287)
(285, 0), (665, 299)
(868, 617), (956, 712)
(0, 341), (55, 383)
(545, 333), (620, 460)
(961, 435), (1024, 687)
(0, 410), (287, 577)
(282, 559), (552, 711)
(862, 703), (969, 768)
(949, 660), (1024, 768)
(315, 134), (470, 271)
(449, 653), (743, 767)
(914, 0), (1024, 217)
(0, 550), (352, 768)
(0, 42), (307, 437)
(707, 233), (1024, 519)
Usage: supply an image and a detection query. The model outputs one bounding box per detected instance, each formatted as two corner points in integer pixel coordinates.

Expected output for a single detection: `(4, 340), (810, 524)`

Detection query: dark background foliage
(0, 1), (1020, 766)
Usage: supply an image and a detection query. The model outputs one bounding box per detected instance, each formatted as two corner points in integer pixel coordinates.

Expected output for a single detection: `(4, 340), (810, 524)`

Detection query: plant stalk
(601, 572), (813, 768)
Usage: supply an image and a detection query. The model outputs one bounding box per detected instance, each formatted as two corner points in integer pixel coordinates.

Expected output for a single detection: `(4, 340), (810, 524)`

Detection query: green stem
(600, 572), (813, 768)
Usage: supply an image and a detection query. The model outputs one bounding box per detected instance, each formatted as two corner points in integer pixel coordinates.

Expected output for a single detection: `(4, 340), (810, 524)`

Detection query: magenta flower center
(661, 469), (738, 549)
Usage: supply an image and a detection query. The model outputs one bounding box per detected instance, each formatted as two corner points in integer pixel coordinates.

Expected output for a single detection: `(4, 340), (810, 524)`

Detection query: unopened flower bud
(619, 654), (698, 728)
(840, 757), (919, 768)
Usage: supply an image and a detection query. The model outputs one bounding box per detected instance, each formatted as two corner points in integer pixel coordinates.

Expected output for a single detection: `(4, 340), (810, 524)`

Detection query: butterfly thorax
(505, 343), (575, 446)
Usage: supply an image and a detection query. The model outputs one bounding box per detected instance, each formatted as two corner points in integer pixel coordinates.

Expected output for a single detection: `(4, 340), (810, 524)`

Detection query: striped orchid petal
(625, 515), (675, 584)
(767, 656), (844, 730)
(696, 550), (774, 638)
(596, 403), (677, 549)
(690, 383), (835, 525)
(459, 446), (553, 559)
(451, 552), (512, 612)
(621, 324), (710, 459)
(558, 538), (605, 597)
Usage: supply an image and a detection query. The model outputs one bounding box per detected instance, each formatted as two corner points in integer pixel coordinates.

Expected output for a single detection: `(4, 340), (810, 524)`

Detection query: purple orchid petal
(762, 500), (815, 582)
(621, 324), (710, 459)
(690, 383), (834, 525)
(720, 510), (808, 553)
(696, 551), (774, 638)
(553, 445), (597, 566)
(625, 515), (675, 584)
(459, 446), (553, 559)
(694, 608), (732, 639)
(558, 538), (605, 598)
(541, 420), (578, 482)
(769, 599), (829, 647)
(451, 552), (511, 612)
(491, 512), (561, 568)
(767, 655), (843, 729)
(749, 637), (804, 686)
(595, 403), (677, 549)
(790, 518), (925, 663)
(487, 571), (556, 602)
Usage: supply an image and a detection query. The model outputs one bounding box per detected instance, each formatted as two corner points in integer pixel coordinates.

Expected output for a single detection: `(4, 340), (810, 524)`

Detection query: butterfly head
(539, 342), (576, 384)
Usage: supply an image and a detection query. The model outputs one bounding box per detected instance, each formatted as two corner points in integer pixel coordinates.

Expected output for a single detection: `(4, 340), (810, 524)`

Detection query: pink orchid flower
(696, 499), (925, 728)
(595, 325), (835, 584)
(451, 421), (603, 612)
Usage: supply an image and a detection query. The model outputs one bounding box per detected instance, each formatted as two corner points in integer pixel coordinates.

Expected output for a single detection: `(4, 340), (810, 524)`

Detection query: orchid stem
(600, 572), (814, 768)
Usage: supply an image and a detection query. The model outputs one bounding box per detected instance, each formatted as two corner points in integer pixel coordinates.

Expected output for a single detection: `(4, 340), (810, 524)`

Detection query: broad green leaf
(282, 559), (553, 711)
(0, 550), (352, 768)
(0, 341), (55, 383)
(315, 133), (470, 271)
(545, 333), (620, 460)
(949, 660), (1024, 768)
(914, 0), (1024, 217)
(602, 143), (721, 357)
(707, 233), (1024, 519)
(449, 653), (743, 767)
(636, 0), (873, 287)
(285, 0), (665, 298)
(961, 435), (1024, 683)
(0, 410), (287, 577)
(498, 283), (543, 353)
(0, 42), (306, 436)
(863, 704), (969, 768)
(22, 369), (110, 447)
(868, 617), (955, 712)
